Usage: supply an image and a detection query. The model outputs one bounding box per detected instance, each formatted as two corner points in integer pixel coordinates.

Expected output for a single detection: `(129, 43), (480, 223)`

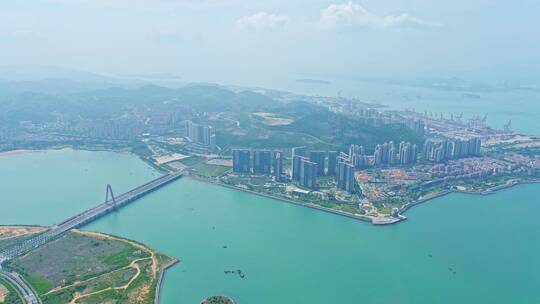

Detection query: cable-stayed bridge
(0, 171), (183, 264)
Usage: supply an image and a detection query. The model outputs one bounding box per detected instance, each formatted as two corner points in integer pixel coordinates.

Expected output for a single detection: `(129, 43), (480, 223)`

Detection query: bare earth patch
(252, 112), (294, 126)
(0, 226), (47, 240)
(0, 284), (8, 303)
(207, 158), (233, 167)
(154, 153), (189, 165)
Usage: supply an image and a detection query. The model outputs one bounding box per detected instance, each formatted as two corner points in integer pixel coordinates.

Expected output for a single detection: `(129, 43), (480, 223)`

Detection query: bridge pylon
(105, 184), (117, 209)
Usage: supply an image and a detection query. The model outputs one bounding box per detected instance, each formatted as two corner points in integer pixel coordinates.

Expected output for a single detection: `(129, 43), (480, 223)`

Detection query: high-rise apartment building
(309, 151), (326, 176)
(299, 159), (318, 190)
(253, 150), (271, 174)
(337, 159), (356, 193)
(272, 150), (284, 181)
(327, 151), (338, 176)
(185, 120), (217, 152)
(291, 146), (307, 180)
(232, 149), (251, 173)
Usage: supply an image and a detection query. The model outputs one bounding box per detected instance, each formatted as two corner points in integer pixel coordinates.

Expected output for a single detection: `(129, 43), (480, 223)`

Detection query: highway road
(0, 270), (41, 304)
(0, 171), (183, 303)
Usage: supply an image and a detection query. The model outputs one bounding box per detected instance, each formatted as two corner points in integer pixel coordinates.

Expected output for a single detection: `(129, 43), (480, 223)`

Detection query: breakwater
(155, 259), (179, 304)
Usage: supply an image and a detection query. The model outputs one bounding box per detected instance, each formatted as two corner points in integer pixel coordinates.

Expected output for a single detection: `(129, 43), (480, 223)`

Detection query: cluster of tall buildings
(336, 156), (356, 193)
(291, 147), (356, 193)
(185, 120), (216, 152)
(291, 147), (320, 190)
(405, 118), (426, 136)
(232, 149), (284, 181)
(373, 141), (418, 166)
(349, 144), (369, 168)
(230, 137), (483, 195)
(422, 138), (481, 163)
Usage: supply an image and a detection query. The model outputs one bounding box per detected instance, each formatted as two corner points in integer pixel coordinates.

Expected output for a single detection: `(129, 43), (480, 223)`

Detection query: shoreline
(1, 226), (178, 304)
(2, 147), (539, 226)
(188, 175), (374, 223)
(0, 149), (34, 157)
(188, 174), (540, 226)
(398, 178), (540, 217)
(155, 259), (179, 304)
(0, 146), (170, 174)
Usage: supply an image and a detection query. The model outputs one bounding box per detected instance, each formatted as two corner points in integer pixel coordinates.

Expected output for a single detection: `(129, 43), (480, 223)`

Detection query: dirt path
(75, 230), (158, 276)
(43, 257), (151, 296)
(68, 257), (148, 304)
(44, 230), (160, 304)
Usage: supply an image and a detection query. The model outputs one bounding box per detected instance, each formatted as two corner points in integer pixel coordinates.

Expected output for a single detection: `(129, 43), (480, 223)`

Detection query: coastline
(1, 227), (178, 304)
(64, 230), (179, 304)
(3, 147), (538, 226)
(155, 258), (179, 304)
(0, 146), (170, 174)
(187, 175), (374, 223)
(398, 178), (540, 217)
(0, 149), (34, 157)
(188, 174), (540, 226)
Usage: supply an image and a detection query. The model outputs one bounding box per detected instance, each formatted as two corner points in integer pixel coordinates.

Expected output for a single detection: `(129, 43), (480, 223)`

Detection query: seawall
(188, 176), (374, 223)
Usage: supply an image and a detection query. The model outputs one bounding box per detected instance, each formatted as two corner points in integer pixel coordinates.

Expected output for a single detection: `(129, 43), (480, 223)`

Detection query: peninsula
(0, 225), (176, 304)
(1, 84), (538, 225)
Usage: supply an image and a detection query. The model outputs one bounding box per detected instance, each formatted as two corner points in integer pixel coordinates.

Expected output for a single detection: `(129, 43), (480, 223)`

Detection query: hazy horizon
(1, 0), (539, 87)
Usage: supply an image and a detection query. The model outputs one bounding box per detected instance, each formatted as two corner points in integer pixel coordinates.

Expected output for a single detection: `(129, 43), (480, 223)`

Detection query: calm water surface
(1, 150), (539, 303)
(273, 78), (540, 135)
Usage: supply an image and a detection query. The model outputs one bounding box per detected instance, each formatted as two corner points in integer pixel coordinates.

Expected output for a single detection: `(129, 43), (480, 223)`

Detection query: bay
(1, 149), (539, 303)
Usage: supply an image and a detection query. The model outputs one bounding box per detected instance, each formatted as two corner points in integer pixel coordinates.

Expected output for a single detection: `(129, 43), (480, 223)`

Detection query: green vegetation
(6, 233), (142, 293)
(201, 295), (235, 304)
(215, 104), (422, 153)
(4, 230), (174, 304)
(271, 108), (422, 152)
(192, 162), (231, 177)
(178, 156), (206, 166)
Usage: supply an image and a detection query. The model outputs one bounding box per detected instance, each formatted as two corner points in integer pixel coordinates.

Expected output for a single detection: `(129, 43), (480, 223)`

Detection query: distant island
(296, 78), (331, 85)
(201, 295), (235, 304)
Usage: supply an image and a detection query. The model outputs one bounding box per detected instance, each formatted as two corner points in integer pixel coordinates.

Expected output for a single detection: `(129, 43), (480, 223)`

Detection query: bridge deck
(0, 172), (182, 263)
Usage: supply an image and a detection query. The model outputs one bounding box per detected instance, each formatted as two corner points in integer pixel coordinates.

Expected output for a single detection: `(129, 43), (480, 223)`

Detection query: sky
(0, 0), (539, 86)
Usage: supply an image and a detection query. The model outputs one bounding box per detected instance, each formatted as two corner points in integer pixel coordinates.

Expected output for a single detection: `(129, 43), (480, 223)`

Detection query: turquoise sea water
(1, 149), (539, 303)
(271, 78), (540, 135)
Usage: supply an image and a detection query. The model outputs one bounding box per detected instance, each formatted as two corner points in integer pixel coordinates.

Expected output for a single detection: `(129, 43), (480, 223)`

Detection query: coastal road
(0, 270), (41, 304)
(0, 171), (184, 304)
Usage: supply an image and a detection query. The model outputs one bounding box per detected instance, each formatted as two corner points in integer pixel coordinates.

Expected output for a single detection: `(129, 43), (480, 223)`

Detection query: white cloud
(237, 11), (290, 31)
(319, 2), (437, 30)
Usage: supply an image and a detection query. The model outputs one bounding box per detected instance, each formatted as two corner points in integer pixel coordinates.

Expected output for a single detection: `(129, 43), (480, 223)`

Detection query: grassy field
(177, 155), (206, 166)
(192, 162), (231, 177)
(4, 230), (175, 304)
